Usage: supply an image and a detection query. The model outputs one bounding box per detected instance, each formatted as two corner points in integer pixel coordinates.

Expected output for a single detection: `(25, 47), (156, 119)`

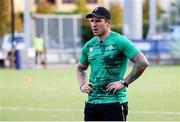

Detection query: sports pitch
(0, 65), (180, 121)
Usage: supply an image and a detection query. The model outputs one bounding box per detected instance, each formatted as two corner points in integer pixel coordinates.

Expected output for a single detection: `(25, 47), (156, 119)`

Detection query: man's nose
(92, 23), (97, 27)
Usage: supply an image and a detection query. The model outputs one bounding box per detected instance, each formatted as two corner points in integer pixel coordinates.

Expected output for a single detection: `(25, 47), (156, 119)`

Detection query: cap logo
(94, 7), (98, 12)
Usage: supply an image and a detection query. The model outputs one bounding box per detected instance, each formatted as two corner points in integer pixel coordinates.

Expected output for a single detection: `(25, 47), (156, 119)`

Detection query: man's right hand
(80, 82), (94, 94)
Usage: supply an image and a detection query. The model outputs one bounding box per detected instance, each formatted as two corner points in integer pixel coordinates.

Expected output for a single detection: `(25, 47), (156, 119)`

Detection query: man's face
(89, 16), (110, 36)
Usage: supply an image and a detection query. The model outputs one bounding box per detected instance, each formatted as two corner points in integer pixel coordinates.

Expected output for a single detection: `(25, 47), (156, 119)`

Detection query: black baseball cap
(86, 7), (111, 19)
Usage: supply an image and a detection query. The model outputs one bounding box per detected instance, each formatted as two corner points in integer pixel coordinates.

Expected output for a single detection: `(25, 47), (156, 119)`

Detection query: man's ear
(107, 20), (111, 27)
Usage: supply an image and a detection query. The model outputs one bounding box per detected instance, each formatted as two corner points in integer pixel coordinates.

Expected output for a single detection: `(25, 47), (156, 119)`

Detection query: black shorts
(84, 102), (128, 121)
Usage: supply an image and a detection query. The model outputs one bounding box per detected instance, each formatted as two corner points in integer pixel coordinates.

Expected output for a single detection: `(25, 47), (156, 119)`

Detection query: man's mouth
(93, 28), (98, 32)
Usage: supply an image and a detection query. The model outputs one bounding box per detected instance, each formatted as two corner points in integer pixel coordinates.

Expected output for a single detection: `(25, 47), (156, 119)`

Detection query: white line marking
(1, 87), (180, 116)
(0, 86), (61, 91)
(0, 106), (81, 112)
(0, 106), (180, 115)
(129, 110), (180, 115)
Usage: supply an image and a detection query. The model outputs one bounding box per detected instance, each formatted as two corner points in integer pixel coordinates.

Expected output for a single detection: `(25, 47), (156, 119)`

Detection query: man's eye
(90, 20), (102, 22)
(95, 20), (102, 22)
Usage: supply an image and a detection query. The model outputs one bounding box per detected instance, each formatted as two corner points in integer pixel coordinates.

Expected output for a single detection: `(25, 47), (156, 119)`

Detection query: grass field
(0, 65), (180, 121)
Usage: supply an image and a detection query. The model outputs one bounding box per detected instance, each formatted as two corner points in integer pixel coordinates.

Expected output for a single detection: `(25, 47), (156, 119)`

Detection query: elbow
(144, 59), (149, 69)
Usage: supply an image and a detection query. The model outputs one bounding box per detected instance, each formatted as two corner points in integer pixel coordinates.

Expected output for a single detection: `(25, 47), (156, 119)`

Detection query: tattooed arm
(76, 63), (93, 94)
(106, 52), (149, 93)
(123, 52), (149, 86)
(77, 63), (88, 85)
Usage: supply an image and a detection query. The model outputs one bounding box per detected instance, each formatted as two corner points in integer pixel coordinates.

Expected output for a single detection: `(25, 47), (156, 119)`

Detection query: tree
(74, 0), (89, 16)
(143, 0), (165, 22)
(0, 0), (11, 38)
(143, 0), (149, 22)
(109, 1), (123, 34)
(15, 12), (23, 32)
(74, 0), (91, 44)
(156, 0), (165, 20)
(142, 0), (149, 38)
(110, 1), (123, 27)
(142, 0), (165, 38)
(36, 0), (55, 14)
(11, 0), (15, 45)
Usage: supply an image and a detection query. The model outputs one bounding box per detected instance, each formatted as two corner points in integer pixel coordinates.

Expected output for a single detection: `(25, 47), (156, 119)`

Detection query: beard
(93, 29), (106, 37)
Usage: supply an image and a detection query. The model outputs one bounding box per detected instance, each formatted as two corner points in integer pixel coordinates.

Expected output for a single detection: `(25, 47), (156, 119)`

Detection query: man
(76, 7), (149, 121)
(33, 35), (46, 67)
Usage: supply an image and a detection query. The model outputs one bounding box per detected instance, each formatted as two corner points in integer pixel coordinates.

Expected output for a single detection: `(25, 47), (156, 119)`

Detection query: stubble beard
(94, 30), (106, 37)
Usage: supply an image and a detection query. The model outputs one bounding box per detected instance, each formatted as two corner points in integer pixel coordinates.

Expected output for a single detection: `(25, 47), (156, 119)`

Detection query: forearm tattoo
(77, 64), (88, 84)
(124, 53), (149, 85)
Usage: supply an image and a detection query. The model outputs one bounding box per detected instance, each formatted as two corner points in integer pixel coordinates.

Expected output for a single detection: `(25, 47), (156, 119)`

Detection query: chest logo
(109, 45), (113, 50)
(89, 47), (93, 52)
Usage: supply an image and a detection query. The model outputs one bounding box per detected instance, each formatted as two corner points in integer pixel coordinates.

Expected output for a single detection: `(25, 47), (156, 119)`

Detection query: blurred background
(0, 0), (180, 69)
(0, 0), (180, 121)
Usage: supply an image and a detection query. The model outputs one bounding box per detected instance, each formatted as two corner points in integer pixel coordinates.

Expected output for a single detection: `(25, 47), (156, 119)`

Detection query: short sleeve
(123, 38), (140, 59)
(79, 45), (89, 65)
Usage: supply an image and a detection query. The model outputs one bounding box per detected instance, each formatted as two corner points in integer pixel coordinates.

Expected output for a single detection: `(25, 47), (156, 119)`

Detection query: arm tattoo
(124, 53), (149, 85)
(76, 63), (88, 85)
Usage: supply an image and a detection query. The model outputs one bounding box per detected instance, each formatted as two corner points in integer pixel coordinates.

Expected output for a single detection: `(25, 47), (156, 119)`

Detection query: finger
(81, 85), (88, 92)
(87, 83), (94, 91)
(106, 83), (113, 88)
(87, 86), (94, 92)
(83, 85), (93, 92)
(113, 88), (118, 94)
(106, 85), (114, 92)
(85, 89), (90, 94)
(87, 87), (94, 94)
(88, 82), (93, 86)
(83, 87), (90, 94)
(106, 85), (111, 91)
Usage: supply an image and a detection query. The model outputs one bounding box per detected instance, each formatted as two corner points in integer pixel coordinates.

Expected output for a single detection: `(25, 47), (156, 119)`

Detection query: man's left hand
(106, 80), (125, 94)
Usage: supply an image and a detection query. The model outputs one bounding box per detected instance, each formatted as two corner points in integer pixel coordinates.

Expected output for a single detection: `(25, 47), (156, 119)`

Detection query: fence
(133, 39), (180, 64)
(31, 14), (82, 63)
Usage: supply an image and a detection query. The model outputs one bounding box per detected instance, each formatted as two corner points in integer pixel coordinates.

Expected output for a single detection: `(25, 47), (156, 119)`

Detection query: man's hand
(77, 63), (92, 94)
(80, 82), (94, 94)
(106, 80), (125, 94)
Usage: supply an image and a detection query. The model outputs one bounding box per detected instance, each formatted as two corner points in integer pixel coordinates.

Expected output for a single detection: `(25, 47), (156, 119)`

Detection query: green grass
(0, 65), (180, 121)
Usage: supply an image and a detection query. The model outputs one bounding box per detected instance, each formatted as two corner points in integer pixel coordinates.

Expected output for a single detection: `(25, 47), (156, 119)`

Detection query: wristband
(121, 80), (128, 87)
(80, 82), (85, 90)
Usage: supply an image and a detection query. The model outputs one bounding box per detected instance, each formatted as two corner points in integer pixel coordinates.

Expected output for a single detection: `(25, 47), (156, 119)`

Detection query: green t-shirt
(80, 31), (140, 104)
